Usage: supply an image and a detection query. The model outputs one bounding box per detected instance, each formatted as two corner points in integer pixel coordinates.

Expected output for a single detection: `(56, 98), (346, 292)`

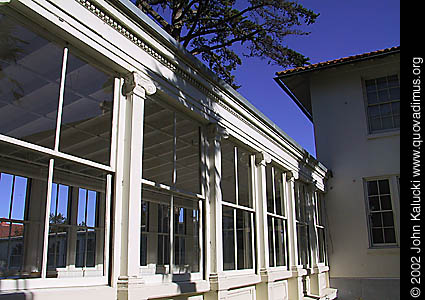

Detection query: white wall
(309, 56), (400, 278)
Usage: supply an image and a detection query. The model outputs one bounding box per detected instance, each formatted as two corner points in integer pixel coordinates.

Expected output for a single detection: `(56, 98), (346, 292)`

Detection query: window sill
(367, 246), (400, 255)
(367, 129), (400, 140)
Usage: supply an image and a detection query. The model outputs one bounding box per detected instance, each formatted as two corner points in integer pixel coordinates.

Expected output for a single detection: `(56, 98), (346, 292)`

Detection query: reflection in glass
(59, 52), (114, 165)
(173, 198), (200, 273)
(274, 218), (286, 267)
(236, 209), (253, 270)
(237, 148), (251, 208)
(0, 148), (48, 278)
(140, 190), (170, 274)
(222, 206), (235, 270)
(221, 140), (236, 204)
(142, 100), (174, 187)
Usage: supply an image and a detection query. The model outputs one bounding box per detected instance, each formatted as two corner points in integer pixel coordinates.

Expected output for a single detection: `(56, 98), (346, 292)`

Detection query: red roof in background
(0, 222), (24, 238)
(276, 46), (400, 77)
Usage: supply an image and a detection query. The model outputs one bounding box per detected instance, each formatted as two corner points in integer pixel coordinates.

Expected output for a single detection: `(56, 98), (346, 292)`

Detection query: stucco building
(0, 0), (337, 299)
(275, 47), (400, 300)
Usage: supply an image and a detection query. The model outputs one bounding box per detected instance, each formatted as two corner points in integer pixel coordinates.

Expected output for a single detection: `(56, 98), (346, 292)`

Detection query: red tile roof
(0, 222), (24, 238)
(276, 46), (400, 76)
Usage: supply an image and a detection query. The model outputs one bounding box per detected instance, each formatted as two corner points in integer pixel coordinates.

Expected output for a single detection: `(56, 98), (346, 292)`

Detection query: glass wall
(221, 139), (254, 271)
(0, 7), (115, 279)
(140, 99), (202, 276)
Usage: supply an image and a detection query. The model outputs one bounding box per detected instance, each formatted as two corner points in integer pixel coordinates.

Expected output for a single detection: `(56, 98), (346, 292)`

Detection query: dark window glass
(0, 9), (63, 148)
(222, 206), (235, 270)
(59, 52), (114, 165)
(0, 145), (49, 278)
(221, 140), (236, 204)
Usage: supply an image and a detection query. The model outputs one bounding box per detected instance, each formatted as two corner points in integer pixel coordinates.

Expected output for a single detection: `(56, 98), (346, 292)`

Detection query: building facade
(275, 47), (400, 300)
(0, 0), (337, 299)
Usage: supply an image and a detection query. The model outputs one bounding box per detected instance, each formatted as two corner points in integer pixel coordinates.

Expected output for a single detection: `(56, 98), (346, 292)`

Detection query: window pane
(367, 105), (380, 118)
(389, 88), (400, 100)
(380, 104), (391, 116)
(387, 75), (399, 87)
(274, 218), (286, 267)
(381, 116), (393, 129)
(391, 102), (400, 115)
(368, 196), (380, 211)
(142, 100), (174, 187)
(0, 9), (63, 149)
(377, 90), (389, 103)
(369, 117), (381, 132)
(222, 206), (235, 270)
(173, 197), (200, 273)
(0, 146), (49, 278)
(274, 169), (284, 216)
(267, 215), (275, 267)
(366, 91), (378, 104)
(380, 195), (392, 210)
(367, 181), (378, 196)
(51, 158), (108, 276)
(378, 179), (390, 194)
(47, 225), (68, 275)
(371, 228), (384, 244)
(317, 227), (326, 263)
(140, 189), (170, 274)
(175, 114), (200, 194)
(297, 223), (309, 267)
(236, 209), (253, 270)
(370, 213), (382, 227)
(365, 79), (376, 92)
(376, 77), (388, 89)
(384, 228), (396, 243)
(266, 165), (274, 213)
(59, 52), (114, 165)
(221, 140), (236, 204)
(0, 173), (13, 218)
(237, 147), (251, 208)
(382, 212), (394, 227)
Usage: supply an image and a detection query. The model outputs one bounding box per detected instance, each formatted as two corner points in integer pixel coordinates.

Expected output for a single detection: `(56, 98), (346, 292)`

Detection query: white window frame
(363, 176), (399, 248)
(363, 74), (400, 134)
(313, 192), (327, 266)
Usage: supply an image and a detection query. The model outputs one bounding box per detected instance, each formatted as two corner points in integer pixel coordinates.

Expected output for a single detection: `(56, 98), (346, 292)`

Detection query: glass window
(0, 9), (63, 148)
(142, 100), (200, 194)
(365, 178), (397, 246)
(265, 164), (288, 268)
(0, 7), (115, 281)
(295, 182), (310, 267)
(314, 192), (327, 264)
(0, 145), (49, 278)
(365, 75), (400, 133)
(221, 139), (254, 271)
(140, 99), (203, 276)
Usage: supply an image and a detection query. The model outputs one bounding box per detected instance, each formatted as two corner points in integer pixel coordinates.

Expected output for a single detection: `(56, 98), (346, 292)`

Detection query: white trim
(0, 135), (114, 172)
(54, 48), (69, 151)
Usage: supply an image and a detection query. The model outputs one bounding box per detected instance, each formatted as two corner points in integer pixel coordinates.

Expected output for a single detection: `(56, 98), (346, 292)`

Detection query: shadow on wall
(0, 292), (33, 300)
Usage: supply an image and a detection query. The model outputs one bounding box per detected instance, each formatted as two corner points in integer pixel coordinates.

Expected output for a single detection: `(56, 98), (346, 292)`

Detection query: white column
(286, 172), (298, 269)
(254, 152), (271, 273)
(117, 72), (156, 296)
(205, 123), (228, 282)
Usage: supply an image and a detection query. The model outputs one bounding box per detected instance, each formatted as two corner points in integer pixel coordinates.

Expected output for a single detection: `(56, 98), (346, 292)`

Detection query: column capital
(286, 170), (297, 181)
(255, 151), (271, 166)
(207, 123), (229, 141)
(123, 71), (157, 97)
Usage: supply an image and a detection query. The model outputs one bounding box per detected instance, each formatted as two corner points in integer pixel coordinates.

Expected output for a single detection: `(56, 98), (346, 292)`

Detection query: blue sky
(129, 0), (400, 156)
(233, 0), (400, 156)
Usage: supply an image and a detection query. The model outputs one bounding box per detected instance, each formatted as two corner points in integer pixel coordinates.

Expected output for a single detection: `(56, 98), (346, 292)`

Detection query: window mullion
(234, 147), (239, 205)
(41, 159), (55, 278)
(233, 208), (237, 270)
(54, 48), (69, 151)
